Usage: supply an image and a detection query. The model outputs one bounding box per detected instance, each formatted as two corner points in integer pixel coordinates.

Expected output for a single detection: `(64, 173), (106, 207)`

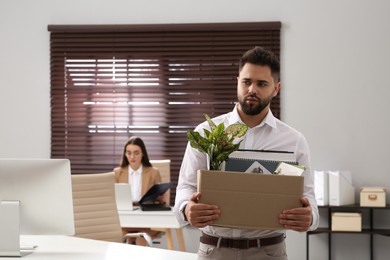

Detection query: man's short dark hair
(239, 46), (280, 82)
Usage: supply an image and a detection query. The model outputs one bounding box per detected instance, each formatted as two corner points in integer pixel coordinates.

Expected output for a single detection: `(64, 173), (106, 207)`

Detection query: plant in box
(187, 114), (248, 171)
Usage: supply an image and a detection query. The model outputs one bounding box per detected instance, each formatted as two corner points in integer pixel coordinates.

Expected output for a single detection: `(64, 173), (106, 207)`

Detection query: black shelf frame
(306, 204), (390, 260)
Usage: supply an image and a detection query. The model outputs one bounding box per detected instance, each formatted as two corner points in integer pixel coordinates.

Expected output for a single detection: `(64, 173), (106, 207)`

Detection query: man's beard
(239, 93), (273, 116)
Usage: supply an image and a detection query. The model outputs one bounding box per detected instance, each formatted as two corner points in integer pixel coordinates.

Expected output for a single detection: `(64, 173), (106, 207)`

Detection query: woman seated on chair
(114, 136), (166, 246)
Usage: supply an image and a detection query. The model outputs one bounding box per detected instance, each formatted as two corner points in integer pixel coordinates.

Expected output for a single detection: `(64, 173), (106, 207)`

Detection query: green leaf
(203, 129), (211, 138)
(204, 114), (217, 131)
(225, 123), (248, 138)
(187, 114), (249, 171)
(187, 131), (208, 153)
(214, 123), (225, 139)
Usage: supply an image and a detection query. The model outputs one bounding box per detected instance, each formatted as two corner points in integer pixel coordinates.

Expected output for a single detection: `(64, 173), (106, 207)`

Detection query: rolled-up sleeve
(173, 141), (208, 225)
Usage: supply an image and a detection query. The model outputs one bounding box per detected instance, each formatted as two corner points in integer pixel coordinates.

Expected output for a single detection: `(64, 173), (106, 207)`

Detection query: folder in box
(223, 150), (297, 174)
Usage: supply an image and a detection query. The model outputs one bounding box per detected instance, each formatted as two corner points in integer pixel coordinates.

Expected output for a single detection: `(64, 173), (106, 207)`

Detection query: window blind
(48, 22), (281, 204)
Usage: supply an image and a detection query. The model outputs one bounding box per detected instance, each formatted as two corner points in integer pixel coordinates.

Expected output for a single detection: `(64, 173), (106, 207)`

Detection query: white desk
(4, 235), (196, 260)
(118, 209), (187, 251)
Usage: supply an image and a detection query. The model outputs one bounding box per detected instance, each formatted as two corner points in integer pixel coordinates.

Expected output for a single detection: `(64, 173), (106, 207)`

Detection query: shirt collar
(229, 104), (277, 129)
(129, 165), (143, 175)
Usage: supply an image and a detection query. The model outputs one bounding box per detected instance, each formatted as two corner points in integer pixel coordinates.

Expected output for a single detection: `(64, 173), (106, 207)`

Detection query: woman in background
(114, 136), (164, 245)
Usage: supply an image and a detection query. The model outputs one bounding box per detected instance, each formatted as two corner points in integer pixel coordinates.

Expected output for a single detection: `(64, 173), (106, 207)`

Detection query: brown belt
(200, 232), (285, 249)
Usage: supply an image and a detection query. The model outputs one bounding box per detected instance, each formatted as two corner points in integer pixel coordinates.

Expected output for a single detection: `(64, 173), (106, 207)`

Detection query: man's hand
(279, 197), (312, 232)
(185, 192), (220, 228)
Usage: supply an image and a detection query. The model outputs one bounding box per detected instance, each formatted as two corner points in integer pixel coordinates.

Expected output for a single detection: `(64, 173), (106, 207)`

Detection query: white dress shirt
(173, 105), (319, 239)
(128, 165), (143, 202)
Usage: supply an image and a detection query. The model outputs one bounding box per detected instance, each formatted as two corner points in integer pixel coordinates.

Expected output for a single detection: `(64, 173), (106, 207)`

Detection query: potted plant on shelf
(187, 114), (248, 171)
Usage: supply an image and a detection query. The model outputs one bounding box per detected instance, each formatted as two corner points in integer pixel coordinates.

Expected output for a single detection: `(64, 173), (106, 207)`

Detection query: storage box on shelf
(331, 212), (361, 232)
(360, 187), (386, 207)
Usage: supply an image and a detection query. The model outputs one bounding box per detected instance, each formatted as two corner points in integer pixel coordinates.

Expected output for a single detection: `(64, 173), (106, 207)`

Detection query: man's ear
(273, 82), (281, 97)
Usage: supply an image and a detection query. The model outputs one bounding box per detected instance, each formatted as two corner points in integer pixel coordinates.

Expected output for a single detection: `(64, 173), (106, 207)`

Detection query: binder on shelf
(328, 170), (355, 206)
(314, 170), (329, 206)
(223, 150), (297, 174)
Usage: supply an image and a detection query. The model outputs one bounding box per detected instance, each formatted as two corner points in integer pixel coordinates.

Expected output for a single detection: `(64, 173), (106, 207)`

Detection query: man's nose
(248, 84), (256, 94)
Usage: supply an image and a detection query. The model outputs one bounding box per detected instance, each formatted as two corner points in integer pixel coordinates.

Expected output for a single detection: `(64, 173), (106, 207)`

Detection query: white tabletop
(8, 235), (197, 260)
(118, 208), (185, 229)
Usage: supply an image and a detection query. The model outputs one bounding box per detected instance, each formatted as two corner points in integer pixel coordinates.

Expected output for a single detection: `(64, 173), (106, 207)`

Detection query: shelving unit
(306, 204), (390, 260)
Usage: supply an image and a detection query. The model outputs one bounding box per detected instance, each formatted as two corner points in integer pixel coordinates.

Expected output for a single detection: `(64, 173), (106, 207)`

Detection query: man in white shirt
(173, 46), (319, 260)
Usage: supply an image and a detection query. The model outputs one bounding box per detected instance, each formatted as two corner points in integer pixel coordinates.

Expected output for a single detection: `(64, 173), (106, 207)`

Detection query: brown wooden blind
(48, 22), (281, 204)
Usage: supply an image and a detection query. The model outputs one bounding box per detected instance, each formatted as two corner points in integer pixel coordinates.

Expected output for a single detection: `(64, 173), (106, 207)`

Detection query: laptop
(114, 183), (134, 211)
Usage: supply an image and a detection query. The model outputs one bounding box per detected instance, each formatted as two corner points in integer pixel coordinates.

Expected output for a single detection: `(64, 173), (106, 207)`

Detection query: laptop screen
(114, 183), (133, 211)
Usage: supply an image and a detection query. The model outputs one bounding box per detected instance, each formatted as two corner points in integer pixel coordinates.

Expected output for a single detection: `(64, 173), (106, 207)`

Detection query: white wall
(1, 0), (390, 259)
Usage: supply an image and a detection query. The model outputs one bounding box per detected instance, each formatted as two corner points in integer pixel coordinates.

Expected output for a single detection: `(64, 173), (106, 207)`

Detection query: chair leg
(164, 229), (174, 250)
(176, 228), (186, 251)
(123, 232), (153, 247)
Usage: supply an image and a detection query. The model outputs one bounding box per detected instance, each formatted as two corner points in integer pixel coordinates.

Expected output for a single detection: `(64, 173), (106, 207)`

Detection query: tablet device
(139, 182), (171, 204)
(140, 203), (171, 211)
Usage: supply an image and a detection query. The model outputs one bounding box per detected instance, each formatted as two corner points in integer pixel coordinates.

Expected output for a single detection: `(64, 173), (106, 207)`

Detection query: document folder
(223, 150), (297, 174)
(314, 170), (329, 206)
(328, 170), (355, 206)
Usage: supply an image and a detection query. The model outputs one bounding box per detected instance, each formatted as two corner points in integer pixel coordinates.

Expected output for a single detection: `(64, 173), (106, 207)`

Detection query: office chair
(71, 172), (152, 245)
(147, 160), (173, 246)
(150, 159), (171, 205)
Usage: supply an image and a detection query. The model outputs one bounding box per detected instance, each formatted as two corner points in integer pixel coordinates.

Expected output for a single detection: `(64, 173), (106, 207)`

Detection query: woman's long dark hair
(119, 136), (152, 168)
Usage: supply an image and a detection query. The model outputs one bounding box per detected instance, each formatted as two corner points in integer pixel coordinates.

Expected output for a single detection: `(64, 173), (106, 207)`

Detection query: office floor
(153, 225), (201, 253)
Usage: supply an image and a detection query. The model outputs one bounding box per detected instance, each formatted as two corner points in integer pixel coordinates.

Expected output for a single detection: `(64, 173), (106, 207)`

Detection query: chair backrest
(150, 159), (171, 204)
(71, 172), (123, 243)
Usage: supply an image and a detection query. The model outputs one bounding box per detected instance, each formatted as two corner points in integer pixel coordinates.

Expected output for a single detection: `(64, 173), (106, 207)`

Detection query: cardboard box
(331, 212), (362, 231)
(360, 187), (386, 207)
(197, 170), (304, 230)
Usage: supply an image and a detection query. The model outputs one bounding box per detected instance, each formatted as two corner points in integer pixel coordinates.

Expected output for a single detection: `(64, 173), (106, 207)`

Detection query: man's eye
(243, 81), (251, 86)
